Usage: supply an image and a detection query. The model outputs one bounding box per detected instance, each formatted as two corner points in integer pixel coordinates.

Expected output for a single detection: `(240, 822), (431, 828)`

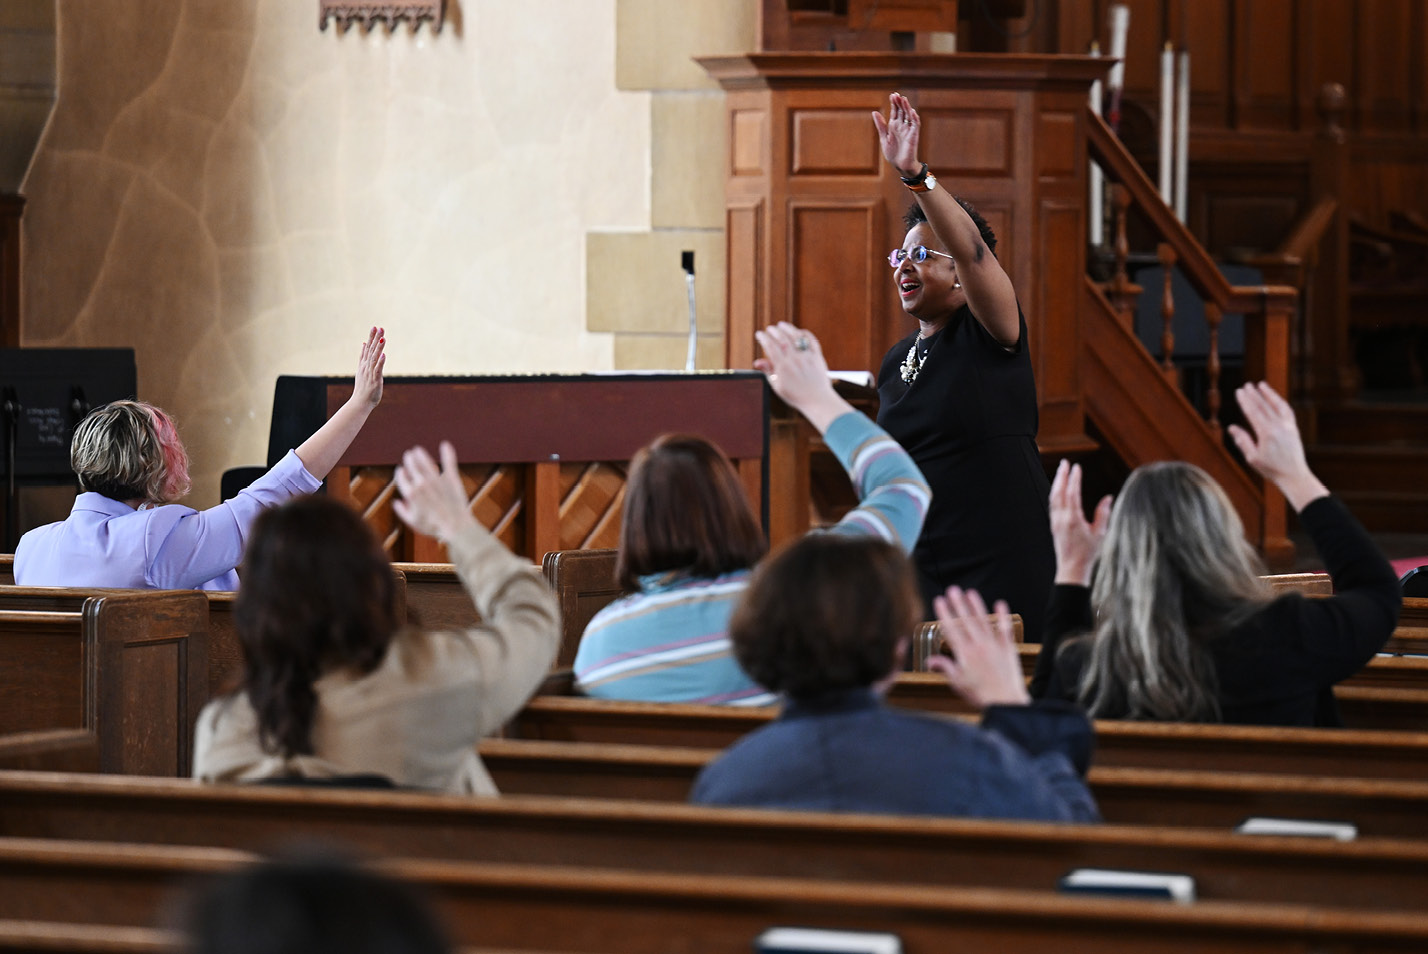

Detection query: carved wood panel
(789, 200), (882, 371)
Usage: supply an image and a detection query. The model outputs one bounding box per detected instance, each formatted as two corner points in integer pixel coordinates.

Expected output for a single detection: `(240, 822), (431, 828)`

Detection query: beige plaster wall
(594, 0), (755, 369)
(22, 0), (652, 504)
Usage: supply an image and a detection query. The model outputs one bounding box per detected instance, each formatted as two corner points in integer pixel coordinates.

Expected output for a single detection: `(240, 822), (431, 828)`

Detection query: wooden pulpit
(698, 53), (1108, 458)
(269, 374), (768, 563)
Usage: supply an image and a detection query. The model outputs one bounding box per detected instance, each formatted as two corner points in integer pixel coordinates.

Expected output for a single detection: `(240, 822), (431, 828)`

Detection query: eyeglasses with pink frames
(888, 246), (955, 268)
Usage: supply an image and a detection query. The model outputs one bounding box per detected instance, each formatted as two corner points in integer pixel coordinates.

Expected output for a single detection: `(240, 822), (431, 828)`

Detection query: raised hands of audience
(1228, 381), (1330, 512)
(927, 585), (1030, 709)
(393, 441), (479, 543)
(871, 91), (922, 179)
(1049, 459), (1113, 587)
(754, 323), (850, 434)
(352, 326), (386, 409)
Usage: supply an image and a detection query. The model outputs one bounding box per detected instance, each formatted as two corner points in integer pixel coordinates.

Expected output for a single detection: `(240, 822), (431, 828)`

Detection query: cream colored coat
(192, 525), (559, 794)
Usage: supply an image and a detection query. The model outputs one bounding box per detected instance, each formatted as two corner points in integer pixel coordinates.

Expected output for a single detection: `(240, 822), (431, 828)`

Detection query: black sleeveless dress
(876, 305), (1055, 642)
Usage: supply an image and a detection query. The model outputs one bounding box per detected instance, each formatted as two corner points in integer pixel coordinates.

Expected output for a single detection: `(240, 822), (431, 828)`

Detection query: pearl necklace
(900, 333), (930, 384)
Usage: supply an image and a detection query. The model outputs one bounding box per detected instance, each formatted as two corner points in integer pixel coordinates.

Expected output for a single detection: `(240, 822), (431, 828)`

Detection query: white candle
(1107, 5), (1130, 129)
(1159, 42), (1174, 205)
(1089, 42), (1105, 246)
(1174, 48), (1190, 221)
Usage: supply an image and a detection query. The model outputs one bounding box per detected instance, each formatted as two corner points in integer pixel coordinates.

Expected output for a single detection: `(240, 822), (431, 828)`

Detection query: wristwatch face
(910, 172), (938, 194)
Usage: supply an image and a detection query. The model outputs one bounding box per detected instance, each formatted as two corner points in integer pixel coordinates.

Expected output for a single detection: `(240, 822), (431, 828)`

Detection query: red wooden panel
(790, 109), (880, 175)
(329, 377), (768, 465)
(788, 201), (881, 371)
(731, 110), (766, 176)
(1234, 0), (1296, 131)
(1183, 0), (1230, 127)
(1036, 111), (1078, 178)
(1356, 0), (1415, 133)
(726, 200), (764, 369)
(920, 109), (1013, 176)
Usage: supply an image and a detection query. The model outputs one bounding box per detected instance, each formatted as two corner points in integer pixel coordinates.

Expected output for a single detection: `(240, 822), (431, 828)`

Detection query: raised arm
(294, 326), (386, 480)
(873, 92), (1020, 347)
(756, 323), (930, 550)
(394, 441), (559, 729)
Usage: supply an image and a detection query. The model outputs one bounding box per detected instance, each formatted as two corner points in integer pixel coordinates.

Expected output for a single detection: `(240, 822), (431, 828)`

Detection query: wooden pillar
(0, 196), (22, 349)
(699, 54), (1107, 459)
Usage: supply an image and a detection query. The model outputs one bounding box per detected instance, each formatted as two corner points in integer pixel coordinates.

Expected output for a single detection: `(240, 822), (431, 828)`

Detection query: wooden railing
(1084, 108), (1300, 565)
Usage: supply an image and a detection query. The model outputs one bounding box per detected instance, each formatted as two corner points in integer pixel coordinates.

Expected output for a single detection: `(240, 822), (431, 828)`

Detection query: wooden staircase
(1083, 110), (1299, 568)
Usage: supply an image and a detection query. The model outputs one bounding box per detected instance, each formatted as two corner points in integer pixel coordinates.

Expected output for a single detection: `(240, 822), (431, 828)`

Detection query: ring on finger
(795, 336), (810, 351)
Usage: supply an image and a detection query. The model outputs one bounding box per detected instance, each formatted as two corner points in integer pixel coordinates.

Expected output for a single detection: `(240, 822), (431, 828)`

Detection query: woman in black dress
(871, 92), (1055, 641)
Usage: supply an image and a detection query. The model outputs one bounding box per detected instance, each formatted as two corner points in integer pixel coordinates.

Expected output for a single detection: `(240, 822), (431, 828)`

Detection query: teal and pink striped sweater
(573, 412), (930, 705)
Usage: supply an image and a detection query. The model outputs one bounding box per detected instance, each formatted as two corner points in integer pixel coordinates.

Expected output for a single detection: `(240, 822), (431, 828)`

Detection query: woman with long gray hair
(1031, 382), (1399, 726)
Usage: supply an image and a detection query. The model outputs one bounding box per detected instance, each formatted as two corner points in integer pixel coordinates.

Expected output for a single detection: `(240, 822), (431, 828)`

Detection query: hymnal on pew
(1057, 868), (1196, 903)
(755, 927), (902, 954)
(1235, 817), (1358, 840)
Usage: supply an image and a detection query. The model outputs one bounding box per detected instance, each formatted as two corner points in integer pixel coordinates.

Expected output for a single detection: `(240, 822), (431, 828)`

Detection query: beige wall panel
(652, 92), (727, 229)
(587, 229), (725, 336)
(22, 0), (651, 504)
(613, 332), (725, 370)
(615, 0), (756, 91)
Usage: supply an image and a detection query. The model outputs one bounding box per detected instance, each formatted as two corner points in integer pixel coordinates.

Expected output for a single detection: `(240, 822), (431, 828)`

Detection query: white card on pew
(828, 371), (876, 388)
(1235, 817), (1358, 841)
(755, 927), (902, 954)
(1057, 868), (1196, 903)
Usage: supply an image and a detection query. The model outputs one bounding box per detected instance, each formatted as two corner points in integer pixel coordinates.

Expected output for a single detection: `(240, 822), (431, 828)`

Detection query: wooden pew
(1, 837), (1428, 953)
(476, 737), (1428, 839)
(541, 548), (620, 668)
(0, 732), (99, 774)
(4, 771), (1428, 910)
(204, 571), (408, 699)
(507, 695), (1428, 780)
(0, 589), (207, 776)
(392, 562), (474, 631)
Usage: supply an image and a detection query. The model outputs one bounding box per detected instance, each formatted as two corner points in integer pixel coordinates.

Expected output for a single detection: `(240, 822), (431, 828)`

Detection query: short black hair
(904, 198), (997, 256)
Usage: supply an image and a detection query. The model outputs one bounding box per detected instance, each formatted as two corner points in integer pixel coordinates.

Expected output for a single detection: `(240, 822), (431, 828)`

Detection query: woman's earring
(954, 281), (962, 289)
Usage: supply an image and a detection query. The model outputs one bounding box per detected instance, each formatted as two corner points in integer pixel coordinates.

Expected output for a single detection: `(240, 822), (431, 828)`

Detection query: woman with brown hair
(193, 442), (559, 791)
(1033, 382), (1398, 726)
(572, 323), (931, 705)
(690, 533), (1097, 820)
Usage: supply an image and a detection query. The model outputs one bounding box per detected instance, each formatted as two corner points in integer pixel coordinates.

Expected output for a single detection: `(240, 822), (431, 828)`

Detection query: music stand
(0, 349), (137, 549)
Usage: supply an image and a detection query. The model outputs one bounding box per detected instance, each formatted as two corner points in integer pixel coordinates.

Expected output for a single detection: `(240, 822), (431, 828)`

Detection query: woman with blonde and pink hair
(15, 327), (386, 590)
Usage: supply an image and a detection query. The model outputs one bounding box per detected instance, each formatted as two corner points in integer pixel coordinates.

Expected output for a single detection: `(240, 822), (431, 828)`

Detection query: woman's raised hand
(927, 586), (1030, 709)
(352, 326), (386, 409)
(1050, 459), (1112, 586)
(393, 441), (478, 543)
(871, 92), (922, 178)
(1228, 381), (1329, 511)
(754, 323), (848, 433)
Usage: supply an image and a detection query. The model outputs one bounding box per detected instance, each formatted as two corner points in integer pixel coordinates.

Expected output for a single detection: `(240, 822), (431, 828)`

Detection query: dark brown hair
(616, 434), (767, 590)
(235, 496), (401, 757)
(904, 199), (998, 255)
(730, 534), (919, 700)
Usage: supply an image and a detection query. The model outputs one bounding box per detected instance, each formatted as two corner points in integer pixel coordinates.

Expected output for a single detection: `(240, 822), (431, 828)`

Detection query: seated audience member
(15, 328), (387, 590)
(1034, 382), (1399, 726)
(193, 442), (558, 791)
(573, 323), (931, 705)
(182, 854), (449, 954)
(691, 533), (1098, 821)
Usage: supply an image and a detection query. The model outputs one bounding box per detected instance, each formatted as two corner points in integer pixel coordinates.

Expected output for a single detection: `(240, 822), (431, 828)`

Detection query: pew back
(3, 771), (1428, 911)
(0, 589), (207, 776)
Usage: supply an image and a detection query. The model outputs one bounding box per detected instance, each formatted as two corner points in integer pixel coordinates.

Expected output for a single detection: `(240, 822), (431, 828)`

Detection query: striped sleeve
(822, 412), (930, 552)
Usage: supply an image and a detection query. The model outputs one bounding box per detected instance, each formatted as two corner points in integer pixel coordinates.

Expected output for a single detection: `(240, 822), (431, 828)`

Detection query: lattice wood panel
(337, 460), (629, 561)
(557, 462), (627, 551)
